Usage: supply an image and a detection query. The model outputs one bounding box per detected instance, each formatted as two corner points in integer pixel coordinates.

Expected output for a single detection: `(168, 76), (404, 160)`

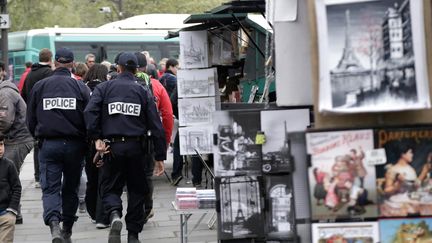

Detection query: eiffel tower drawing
(333, 10), (364, 72)
(234, 189), (245, 223)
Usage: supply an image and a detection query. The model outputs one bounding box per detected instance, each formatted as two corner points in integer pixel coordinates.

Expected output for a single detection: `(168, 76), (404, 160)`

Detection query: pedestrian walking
(84, 52), (166, 243)
(27, 47), (90, 243)
(21, 48), (54, 189)
(0, 61), (34, 224)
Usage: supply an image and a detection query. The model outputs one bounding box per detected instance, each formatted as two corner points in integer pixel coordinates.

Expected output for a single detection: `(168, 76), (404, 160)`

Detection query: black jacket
(27, 67), (90, 139)
(21, 63), (53, 103)
(0, 157), (21, 212)
(84, 72), (167, 161)
(0, 80), (33, 144)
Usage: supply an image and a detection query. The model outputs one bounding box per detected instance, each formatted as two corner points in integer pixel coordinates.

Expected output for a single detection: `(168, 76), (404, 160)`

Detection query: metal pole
(1, 2), (8, 70)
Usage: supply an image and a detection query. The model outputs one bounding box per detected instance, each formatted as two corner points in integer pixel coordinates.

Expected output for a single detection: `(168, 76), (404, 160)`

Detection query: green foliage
(7, 0), (228, 32)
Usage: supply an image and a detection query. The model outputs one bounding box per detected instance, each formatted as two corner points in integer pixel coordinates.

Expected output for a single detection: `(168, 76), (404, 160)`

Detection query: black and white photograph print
(178, 97), (217, 126)
(213, 110), (262, 177)
(177, 68), (217, 98)
(179, 125), (213, 155)
(216, 176), (265, 240)
(260, 109), (310, 174)
(179, 30), (209, 69)
(265, 175), (296, 240)
(316, 0), (430, 113)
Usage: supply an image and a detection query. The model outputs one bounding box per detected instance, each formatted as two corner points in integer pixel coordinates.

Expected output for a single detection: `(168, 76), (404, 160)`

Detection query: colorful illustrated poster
(316, 0), (430, 113)
(379, 218), (432, 243)
(306, 129), (377, 220)
(375, 126), (432, 217)
(312, 222), (379, 243)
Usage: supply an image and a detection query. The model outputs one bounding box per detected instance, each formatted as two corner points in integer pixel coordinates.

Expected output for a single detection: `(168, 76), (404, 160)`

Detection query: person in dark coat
(21, 48), (54, 190)
(0, 134), (22, 243)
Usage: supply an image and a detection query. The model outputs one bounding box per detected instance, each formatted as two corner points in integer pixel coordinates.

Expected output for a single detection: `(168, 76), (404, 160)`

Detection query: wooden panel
(307, 0), (432, 129)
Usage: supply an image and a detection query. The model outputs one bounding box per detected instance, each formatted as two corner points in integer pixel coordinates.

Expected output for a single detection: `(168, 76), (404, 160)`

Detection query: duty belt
(108, 136), (141, 143)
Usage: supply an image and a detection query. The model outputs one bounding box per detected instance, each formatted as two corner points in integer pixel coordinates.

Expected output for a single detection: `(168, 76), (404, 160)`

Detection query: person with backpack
(134, 52), (173, 223)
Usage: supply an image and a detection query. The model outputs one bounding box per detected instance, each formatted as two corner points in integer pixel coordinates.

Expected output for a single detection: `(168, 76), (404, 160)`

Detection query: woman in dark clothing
(159, 59), (184, 185)
(82, 64), (109, 228)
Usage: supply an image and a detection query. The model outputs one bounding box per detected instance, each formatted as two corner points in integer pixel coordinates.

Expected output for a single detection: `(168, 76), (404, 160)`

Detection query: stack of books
(175, 188), (198, 209)
(196, 189), (216, 209)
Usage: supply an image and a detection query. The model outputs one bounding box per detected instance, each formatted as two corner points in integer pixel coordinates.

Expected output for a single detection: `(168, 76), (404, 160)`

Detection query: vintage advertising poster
(265, 175), (296, 240)
(213, 110), (262, 177)
(179, 30), (209, 69)
(177, 68), (217, 98)
(316, 0), (430, 113)
(379, 218), (432, 243)
(306, 129), (377, 220)
(179, 125), (213, 155)
(312, 222), (379, 243)
(178, 97), (216, 126)
(216, 176), (264, 240)
(260, 109), (310, 174)
(375, 126), (432, 217)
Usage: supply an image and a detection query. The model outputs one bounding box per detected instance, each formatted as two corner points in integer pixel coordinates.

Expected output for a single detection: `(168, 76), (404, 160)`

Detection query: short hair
(159, 58), (168, 66)
(0, 132), (4, 142)
(39, 48), (52, 62)
(0, 61), (4, 71)
(25, 61), (33, 68)
(85, 53), (96, 61)
(165, 59), (178, 69)
(74, 62), (88, 77)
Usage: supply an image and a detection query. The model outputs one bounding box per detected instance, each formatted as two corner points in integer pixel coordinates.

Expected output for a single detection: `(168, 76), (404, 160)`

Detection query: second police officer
(84, 52), (166, 243)
(27, 47), (90, 243)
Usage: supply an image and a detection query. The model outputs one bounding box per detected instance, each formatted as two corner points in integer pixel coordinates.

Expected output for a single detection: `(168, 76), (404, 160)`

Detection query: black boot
(49, 221), (64, 243)
(108, 210), (122, 243)
(62, 221), (73, 243)
(127, 232), (141, 243)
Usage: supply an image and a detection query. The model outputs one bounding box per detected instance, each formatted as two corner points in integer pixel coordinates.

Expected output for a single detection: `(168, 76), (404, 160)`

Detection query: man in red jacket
(134, 52), (173, 223)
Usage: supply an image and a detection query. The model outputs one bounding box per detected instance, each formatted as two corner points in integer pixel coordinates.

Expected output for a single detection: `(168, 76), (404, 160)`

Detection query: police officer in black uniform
(84, 52), (166, 243)
(27, 47), (90, 243)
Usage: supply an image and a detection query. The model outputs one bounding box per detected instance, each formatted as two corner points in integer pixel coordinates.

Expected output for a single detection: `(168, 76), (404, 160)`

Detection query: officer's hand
(153, 160), (165, 176)
(95, 139), (110, 154)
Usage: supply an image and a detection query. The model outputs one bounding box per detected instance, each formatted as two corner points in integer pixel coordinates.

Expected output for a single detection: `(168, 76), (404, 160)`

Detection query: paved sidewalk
(14, 151), (217, 243)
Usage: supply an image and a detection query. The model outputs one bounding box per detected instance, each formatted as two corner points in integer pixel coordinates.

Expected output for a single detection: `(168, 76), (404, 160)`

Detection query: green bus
(7, 14), (190, 82)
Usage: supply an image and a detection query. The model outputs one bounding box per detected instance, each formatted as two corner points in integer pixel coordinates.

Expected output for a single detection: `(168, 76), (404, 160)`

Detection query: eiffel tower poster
(316, 0), (430, 113)
(215, 176), (265, 240)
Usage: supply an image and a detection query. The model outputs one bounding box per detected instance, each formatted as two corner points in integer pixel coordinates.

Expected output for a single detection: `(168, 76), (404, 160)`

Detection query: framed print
(312, 222), (379, 243)
(215, 176), (265, 240)
(213, 110), (262, 177)
(306, 129), (377, 220)
(379, 217), (432, 243)
(178, 97), (216, 126)
(316, 0), (430, 113)
(265, 175), (296, 240)
(179, 30), (209, 69)
(179, 125), (213, 155)
(260, 109), (310, 174)
(177, 68), (217, 98)
(375, 126), (432, 217)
